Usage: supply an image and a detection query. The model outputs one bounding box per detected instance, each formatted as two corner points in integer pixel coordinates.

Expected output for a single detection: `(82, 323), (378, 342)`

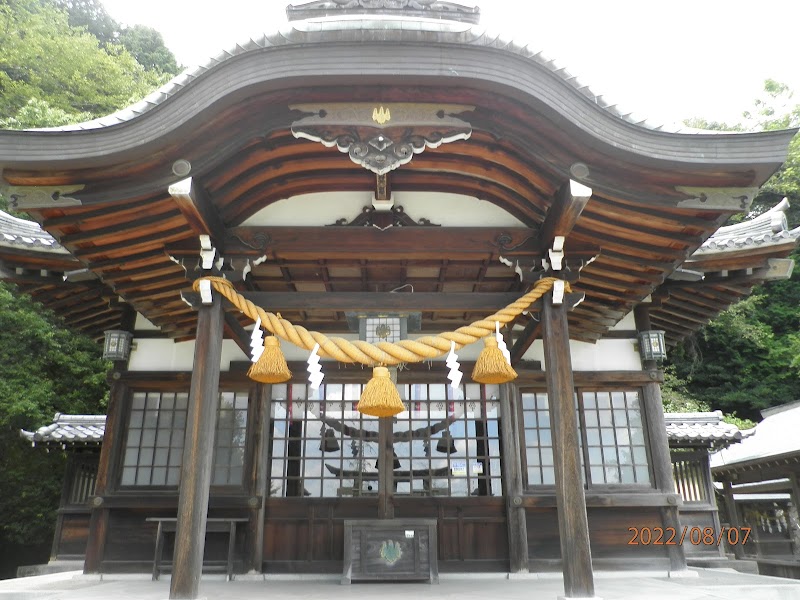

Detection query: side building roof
(20, 413), (106, 447)
(665, 410), (744, 449)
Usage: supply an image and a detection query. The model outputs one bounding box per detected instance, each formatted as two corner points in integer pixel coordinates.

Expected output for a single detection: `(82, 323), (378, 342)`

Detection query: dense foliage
(0, 0), (175, 577)
(669, 81), (800, 422)
(0, 284), (108, 546)
(0, 0), (178, 130)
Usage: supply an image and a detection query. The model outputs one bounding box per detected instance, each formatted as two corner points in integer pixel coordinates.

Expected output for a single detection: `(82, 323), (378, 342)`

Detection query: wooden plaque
(342, 519), (438, 584)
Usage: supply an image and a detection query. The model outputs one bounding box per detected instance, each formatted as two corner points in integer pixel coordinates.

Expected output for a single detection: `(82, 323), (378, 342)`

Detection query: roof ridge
(26, 17), (716, 135)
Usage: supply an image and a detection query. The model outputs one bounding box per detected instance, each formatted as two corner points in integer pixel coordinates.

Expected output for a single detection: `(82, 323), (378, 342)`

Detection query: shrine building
(1, 2), (799, 599)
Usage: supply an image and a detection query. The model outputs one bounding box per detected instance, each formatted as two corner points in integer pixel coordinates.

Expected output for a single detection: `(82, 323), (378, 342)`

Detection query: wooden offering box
(342, 519), (438, 584)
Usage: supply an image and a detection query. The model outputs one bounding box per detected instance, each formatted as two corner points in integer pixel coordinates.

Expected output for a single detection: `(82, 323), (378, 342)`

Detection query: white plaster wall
(128, 338), (248, 372)
(133, 313), (159, 331)
(517, 338), (641, 371)
(240, 191), (525, 228)
(128, 332), (641, 372)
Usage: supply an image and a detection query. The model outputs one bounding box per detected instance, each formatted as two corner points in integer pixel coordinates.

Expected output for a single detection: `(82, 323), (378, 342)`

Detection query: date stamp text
(627, 526), (751, 546)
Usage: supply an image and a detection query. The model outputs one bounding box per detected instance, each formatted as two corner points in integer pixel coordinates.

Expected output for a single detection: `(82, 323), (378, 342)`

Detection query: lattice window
(268, 381), (502, 498)
(213, 392), (249, 486)
(521, 388), (652, 488)
(120, 390), (249, 488)
(581, 390), (650, 485)
(521, 392), (555, 485)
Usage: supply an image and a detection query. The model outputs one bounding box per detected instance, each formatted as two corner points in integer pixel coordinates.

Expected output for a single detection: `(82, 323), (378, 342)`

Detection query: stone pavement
(2, 568), (800, 600)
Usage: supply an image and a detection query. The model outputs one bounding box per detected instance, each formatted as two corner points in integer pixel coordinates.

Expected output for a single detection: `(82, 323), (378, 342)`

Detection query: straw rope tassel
(471, 336), (518, 384)
(247, 336), (292, 383)
(357, 366), (405, 417)
(191, 277), (569, 368)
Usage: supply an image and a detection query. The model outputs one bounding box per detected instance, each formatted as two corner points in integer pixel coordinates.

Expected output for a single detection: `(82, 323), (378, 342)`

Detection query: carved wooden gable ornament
(290, 103), (474, 176)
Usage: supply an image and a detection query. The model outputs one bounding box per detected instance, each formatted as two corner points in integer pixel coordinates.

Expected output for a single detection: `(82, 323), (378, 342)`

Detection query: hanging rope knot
(192, 276), (570, 367)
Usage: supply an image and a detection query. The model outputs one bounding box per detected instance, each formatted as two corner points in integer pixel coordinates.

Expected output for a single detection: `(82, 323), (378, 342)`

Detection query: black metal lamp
(637, 330), (667, 362)
(103, 330), (133, 361)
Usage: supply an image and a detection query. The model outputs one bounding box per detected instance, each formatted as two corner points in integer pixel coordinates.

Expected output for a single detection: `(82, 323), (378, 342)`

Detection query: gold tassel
(247, 336), (292, 383)
(357, 366), (405, 417)
(471, 336), (517, 384)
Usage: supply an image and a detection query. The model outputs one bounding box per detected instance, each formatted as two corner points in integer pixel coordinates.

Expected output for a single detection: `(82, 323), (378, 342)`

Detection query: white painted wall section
(240, 191), (525, 228)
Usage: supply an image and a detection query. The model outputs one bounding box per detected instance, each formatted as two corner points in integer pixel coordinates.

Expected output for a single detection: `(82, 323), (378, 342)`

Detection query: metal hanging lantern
(103, 330), (133, 361)
(637, 330), (667, 362)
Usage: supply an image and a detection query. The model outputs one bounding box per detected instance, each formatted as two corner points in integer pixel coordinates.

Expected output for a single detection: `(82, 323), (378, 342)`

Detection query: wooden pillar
(378, 417), (395, 519)
(635, 305), (687, 572)
(499, 383), (529, 572)
(84, 307), (136, 574)
(170, 294), (224, 600)
(246, 383), (270, 573)
(542, 293), (595, 598)
(721, 480), (745, 559)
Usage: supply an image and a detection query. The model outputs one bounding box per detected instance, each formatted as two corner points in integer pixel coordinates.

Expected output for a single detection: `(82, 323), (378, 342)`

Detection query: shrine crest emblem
(380, 540), (403, 565)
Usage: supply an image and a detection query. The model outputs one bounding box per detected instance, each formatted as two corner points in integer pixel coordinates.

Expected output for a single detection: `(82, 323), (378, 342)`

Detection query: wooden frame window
(268, 381), (502, 498)
(120, 389), (249, 488)
(521, 387), (652, 489)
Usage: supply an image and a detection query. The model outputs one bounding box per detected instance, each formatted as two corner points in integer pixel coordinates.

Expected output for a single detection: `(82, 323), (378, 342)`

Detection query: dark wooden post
(634, 305), (687, 572)
(721, 480), (745, 559)
(83, 382), (124, 573)
(170, 294), (224, 599)
(378, 417), (395, 519)
(499, 383), (529, 572)
(542, 293), (594, 598)
(246, 383), (270, 572)
(84, 307), (136, 574)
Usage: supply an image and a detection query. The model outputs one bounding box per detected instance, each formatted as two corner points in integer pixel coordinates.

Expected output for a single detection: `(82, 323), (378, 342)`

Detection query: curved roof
(31, 16), (706, 137)
(0, 4), (796, 342)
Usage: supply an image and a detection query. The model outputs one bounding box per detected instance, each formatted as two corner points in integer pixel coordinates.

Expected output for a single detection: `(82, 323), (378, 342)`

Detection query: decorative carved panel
(329, 205), (440, 229)
(2, 184), (84, 209)
(291, 103), (473, 176)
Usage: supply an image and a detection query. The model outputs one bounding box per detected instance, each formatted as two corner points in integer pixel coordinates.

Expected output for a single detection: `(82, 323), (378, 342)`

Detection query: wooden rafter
(537, 180), (592, 252)
(168, 178), (228, 251)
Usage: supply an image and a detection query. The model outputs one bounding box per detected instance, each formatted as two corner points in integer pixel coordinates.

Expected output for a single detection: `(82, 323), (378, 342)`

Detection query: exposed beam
(538, 180), (592, 251)
(169, 178), (228, 252)
(510, 317), (541, 365)
(223, 312), (251, 356)
(172, 227), (540, 261)
(183, 291), (523, 313)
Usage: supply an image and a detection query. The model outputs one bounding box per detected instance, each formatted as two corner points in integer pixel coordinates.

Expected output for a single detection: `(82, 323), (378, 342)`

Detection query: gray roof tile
(665, 411), (743, 447)
(20, 413), (105, 446)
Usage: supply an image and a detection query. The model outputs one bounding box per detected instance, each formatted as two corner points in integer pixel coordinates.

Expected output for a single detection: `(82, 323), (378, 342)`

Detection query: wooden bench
(146, 517), (249, 581)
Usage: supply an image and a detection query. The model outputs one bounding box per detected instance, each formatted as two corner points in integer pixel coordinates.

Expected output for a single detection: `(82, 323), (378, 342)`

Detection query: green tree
(669, 80), (800, 421)
(118, 24), (180, 76)
(51, 0), (119, 46)
(0, 0), (163, 123)
(0, 284), (108, 550)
